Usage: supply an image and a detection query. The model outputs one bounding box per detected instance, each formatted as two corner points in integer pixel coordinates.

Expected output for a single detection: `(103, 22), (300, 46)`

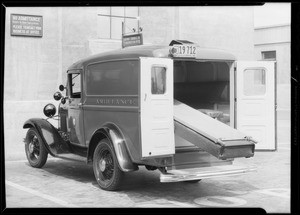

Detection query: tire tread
(25, 127), (48, 168)
(93, 138), (124, 191)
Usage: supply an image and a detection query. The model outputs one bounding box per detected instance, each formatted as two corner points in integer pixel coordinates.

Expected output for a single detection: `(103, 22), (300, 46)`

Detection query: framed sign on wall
(11, 14), (43, 37)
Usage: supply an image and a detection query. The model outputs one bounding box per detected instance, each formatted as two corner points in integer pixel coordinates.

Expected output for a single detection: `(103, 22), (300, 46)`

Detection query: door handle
(144, 93), (147, 101)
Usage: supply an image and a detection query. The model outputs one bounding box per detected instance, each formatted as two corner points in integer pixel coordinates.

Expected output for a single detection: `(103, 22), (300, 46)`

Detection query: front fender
(88, 123), (138, 172)
(23, 118), (70, 156)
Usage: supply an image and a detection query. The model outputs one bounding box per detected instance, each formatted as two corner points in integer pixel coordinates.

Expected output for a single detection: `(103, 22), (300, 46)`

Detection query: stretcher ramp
(174, 100), (256, 160)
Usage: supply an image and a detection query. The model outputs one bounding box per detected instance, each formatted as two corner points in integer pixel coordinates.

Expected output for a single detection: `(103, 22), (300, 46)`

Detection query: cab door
(235, 61), (276, 150)
(140, 57), (175, 158)
(66, 70), (85, 145)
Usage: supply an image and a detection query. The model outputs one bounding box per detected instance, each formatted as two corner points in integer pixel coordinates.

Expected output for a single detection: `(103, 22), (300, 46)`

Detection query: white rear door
(140, 57), (175, 158)
(236, 61), (276, 150)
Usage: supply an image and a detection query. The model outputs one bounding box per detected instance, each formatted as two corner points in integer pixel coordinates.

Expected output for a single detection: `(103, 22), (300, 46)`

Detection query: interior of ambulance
(173, 60), (231, 125)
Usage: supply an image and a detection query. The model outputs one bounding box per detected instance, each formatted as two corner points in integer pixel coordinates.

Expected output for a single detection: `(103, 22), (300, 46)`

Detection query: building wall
(5, 7), (61, 101)
(254, 24), (290, 84)
(254, 24), (290, 45)
(4, 7), (62, 159)
(140, 6), (255, 60)
(254, 24), (290, 113)
(60, 7), (99, 84)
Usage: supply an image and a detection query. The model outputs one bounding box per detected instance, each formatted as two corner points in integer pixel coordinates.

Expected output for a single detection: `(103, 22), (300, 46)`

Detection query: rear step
(160, 165), (256, 183)
(174, 100), (256, 160)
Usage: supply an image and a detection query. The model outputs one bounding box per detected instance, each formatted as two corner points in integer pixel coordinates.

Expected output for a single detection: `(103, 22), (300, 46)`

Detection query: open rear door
(140, 57), (175, 158)
(236, 61), (276, 150)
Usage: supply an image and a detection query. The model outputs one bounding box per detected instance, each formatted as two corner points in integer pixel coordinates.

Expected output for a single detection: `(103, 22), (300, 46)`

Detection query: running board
(160, 165), (256, 183)
(54, 153), (87, 163)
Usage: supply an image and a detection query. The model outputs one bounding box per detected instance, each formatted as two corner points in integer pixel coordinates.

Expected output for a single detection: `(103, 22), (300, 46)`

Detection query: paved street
(4, 119), (290, 212)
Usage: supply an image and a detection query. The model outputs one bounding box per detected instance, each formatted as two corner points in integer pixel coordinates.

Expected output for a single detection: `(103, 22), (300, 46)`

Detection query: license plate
(171, 44), (197, 58)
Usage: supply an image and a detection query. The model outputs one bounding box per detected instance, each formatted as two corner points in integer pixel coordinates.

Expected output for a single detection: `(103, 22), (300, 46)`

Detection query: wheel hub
(99, 159), (106, 172)
(29, 142), (34, 154)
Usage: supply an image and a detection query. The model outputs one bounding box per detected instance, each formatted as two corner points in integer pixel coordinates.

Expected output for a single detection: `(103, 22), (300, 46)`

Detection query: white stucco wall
(254, 25), (290, 113)
(140, 6), (255, 60)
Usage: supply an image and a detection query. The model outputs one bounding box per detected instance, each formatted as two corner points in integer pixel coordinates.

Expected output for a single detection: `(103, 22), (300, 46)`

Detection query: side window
(151, 66), (166, 94)
(243, 69), (266, 96)
(86, 60), (139, 95)
(68, 73), (81, 98)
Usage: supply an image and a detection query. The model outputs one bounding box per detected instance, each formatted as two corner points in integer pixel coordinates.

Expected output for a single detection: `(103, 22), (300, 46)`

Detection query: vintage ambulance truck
(23, 40), (276, 191)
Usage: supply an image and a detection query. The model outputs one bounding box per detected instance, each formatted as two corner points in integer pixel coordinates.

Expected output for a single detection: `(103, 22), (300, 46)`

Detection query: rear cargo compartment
(154, 58), (258, 183)
(173, 60), (256, 160)
(174, 61), (231, 126)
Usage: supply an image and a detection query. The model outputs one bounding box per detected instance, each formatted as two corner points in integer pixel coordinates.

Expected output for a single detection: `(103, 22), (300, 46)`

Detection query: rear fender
(87, 123), (138, 172)
(23, 118), (70, 156)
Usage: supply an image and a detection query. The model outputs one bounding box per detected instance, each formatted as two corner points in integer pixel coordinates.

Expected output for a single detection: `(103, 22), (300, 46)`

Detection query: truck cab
(23, 40), (276, 190)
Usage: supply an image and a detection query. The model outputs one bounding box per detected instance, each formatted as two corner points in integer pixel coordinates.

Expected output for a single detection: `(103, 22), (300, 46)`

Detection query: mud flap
(174, 100), (256, 160)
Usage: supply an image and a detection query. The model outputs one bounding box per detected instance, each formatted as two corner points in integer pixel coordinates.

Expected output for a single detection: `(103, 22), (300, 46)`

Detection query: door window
(151, 66), (166, 94)
(243, 69), (266, 96)
(69, 73), (81, 98)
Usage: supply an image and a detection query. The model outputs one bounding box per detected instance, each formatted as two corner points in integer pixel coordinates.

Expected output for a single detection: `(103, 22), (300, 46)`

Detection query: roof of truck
(68, 45), (236, 70)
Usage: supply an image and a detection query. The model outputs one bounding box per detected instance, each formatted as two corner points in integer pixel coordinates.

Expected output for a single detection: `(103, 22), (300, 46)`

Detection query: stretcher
(174, 100), (256, 160)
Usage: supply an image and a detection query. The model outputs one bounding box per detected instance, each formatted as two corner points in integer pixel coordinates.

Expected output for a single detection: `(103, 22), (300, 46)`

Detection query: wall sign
(11, 14), (43, 37)
(122, 33), (143, 48)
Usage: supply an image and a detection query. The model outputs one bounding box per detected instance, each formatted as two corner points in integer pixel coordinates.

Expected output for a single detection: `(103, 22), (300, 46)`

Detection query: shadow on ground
(38, 158), (259, 205)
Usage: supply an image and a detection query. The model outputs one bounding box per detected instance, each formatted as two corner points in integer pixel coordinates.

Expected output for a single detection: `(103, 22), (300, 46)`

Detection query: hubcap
(29, 142), (34, 154)
(28, 135), (40, 160)
(97, 148), (114, 181)
(99, 159), (106, 172)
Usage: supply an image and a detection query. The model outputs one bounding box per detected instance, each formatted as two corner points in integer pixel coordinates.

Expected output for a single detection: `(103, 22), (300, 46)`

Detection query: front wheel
(25, 128), (48, 168)
(93, 138), (123, 191)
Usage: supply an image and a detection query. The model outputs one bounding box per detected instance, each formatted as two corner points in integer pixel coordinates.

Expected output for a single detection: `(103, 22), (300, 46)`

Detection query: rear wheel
(25, 128), (48, 168)
(93, 138), (123, 191)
